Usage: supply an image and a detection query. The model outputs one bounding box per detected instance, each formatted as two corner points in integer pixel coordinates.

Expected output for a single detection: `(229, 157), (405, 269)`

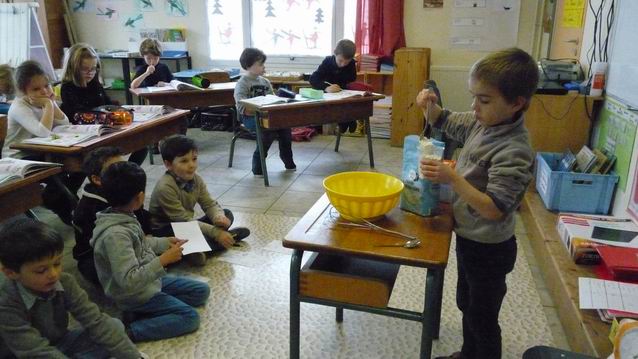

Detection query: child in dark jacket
(73, 146), (152, 286)
(309, 39), (358, 133)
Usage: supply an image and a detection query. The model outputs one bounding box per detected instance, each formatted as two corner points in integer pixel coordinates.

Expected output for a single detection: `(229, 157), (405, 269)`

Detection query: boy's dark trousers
(455, 234), (517, 359)
(152, 209), (234, 251)
(253, 129), (294, 173)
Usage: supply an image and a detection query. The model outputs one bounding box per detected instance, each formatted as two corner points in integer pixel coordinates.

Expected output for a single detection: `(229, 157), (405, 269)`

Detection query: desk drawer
(300, 253), (400, 308)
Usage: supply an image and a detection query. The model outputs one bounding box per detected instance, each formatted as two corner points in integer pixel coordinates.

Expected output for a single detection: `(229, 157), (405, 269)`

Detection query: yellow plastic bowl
(323, 171), (404, 221)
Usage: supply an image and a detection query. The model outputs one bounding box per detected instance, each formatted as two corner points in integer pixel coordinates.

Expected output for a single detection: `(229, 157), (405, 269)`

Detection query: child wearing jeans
(417, 48), (539, 359)
(149, 135), (250, 266)
(233, 47), (296, 176)
(0, 218), (144, 358)
(73, 146), (153, 286)
(91, 161), (210, 342)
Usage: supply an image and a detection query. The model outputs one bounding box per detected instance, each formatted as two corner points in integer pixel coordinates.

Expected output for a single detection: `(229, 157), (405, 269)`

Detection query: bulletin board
(449, 0), (520, 51)
(595, 97), (638, 191)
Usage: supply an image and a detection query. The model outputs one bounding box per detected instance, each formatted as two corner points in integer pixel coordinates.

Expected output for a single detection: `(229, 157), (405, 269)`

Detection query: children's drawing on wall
(304, 29), (318, 49)
(268, 29), (284, 45)
(282, 29), (300, 47)
(165, 0), (188, 16)
(286, 0), (300, 11)
(218, 23), (232, 45)
(70, 0), (90, 13)
(315, 8), (323, 23)
(123, 13), (144, 29)
(211, 0), (222, 15)
(305, 0), (318, 9)
(96, 3), (118, 20)
(265, 0), (276, 17)
(136, 0), (156, 12)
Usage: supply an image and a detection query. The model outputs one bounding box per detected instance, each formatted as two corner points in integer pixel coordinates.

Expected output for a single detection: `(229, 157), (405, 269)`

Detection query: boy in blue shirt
(130, 38), (174, 89)
(418, 48), (538, 359)
(0, 218), (144, 358)
(309, 39), (358, 133)
(91, 161), (210, 342)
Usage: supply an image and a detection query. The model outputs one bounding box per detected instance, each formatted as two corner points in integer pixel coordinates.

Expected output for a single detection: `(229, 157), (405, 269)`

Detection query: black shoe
(338, 123), (349, 134)
(229, 227), (250, 242)
(284, 161), (297, 171)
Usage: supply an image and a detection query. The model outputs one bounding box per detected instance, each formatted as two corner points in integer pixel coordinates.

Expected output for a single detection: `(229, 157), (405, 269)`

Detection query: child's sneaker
(229, 227), (251, 242)
(185, 252), (206, 267)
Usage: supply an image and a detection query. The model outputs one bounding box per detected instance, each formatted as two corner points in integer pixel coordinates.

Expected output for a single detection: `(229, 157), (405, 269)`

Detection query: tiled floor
(29, 129), (569, 357)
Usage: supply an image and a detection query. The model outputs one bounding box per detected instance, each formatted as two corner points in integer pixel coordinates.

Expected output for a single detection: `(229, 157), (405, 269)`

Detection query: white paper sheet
(579, 277), (638, 314)
(170, 221), (212, 255)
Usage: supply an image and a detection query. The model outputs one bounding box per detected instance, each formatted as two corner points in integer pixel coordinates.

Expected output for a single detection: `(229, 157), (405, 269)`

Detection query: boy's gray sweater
(436, 110), (534, 244)
(90, 208), (170, 310)
(233, 73), (274, 116)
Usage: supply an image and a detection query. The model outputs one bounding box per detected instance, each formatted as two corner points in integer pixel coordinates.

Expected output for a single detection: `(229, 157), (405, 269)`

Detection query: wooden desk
(519, 191), (612, 357)
(11, 110), (189, 172)
(283, 195), (453, 359)
(240, 94), (384, 186)
(0, 167), (62, 221)
(525, 94), (603, 153)
(130, 82), (236, 109)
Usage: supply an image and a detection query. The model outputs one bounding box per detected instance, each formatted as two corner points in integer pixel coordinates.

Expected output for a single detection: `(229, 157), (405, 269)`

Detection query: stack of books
(359, 54), (381, 72)
(369, 96), (392, 139)
(571, 145), (617, 174)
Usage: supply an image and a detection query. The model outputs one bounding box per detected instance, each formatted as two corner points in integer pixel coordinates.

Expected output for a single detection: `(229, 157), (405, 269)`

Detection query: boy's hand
(145, 65), (156, 76)
(420, 159), (456, 184)
(215, 231), (235, 249)
(416, 89), (438, 110)
(159, 241), (184, 266)
(168, 237), (188, 246)
(325, 84), (342, 93)
(213, 214), (231, 229)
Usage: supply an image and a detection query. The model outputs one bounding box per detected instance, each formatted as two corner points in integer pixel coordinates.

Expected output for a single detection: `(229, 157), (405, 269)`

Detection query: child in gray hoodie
(91, 161), (210, 342)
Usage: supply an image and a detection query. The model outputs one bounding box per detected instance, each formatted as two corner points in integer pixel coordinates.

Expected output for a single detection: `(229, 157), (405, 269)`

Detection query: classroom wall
(403, 0), (542, 111)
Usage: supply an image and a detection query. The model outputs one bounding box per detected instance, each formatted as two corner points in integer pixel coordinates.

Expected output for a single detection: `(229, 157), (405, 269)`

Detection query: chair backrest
(0, 114), (7, 159)
(199, 71), (230, 84)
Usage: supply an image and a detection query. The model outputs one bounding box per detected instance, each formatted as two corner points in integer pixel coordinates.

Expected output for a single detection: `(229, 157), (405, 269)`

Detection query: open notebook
(21, 124), (121, 147)
(147, 80), (203, 92)
(0, 158), (61, 186)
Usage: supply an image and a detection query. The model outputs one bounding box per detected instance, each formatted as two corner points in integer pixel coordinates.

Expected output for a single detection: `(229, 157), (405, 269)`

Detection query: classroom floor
(36, 129), (569, 358)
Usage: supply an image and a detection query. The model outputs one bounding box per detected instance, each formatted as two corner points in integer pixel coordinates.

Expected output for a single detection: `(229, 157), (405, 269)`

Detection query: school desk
(10, 110), (189, 173)
(283, 194), (453, 359)
(0, 167), (62, 221)
(239, 93), (385, 186)
(130, 82), (236, 109)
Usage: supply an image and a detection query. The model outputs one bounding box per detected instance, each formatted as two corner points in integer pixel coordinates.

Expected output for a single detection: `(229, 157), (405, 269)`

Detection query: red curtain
(355, 0), (406, 59)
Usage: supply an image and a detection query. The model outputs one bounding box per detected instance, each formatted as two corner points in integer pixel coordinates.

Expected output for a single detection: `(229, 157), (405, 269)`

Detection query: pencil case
(299, 88), (324, 99)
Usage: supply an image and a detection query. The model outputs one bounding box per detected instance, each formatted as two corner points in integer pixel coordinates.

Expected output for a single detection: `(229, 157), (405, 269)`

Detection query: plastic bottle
(589, 62), (607, 97)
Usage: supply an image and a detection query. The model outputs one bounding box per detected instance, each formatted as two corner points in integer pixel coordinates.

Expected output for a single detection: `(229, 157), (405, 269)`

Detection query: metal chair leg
(335, 125), (341, 152)
(147, 145), (154, 165)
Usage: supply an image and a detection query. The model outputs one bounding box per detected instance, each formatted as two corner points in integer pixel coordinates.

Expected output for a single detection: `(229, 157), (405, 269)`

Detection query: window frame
(210, 0), (350, 72)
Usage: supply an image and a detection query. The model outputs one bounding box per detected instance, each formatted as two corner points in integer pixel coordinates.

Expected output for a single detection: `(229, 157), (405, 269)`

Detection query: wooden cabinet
(525, 94), (603, 153)
(390, 48), (431, 147)
(356, 71), (393, 95)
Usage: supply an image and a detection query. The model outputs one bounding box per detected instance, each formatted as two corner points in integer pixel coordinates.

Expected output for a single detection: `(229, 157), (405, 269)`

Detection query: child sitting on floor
(91, 161), (210, 342)
(0, 218), (144, 358)
(73, 146), (153, 287)
(149, 135), (250, 266)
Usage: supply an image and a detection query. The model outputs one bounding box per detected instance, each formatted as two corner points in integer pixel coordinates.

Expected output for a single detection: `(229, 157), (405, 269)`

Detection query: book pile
(359, 54), (381, 72)
(568, 145), (616, 174)
(369, 96), (391, 139)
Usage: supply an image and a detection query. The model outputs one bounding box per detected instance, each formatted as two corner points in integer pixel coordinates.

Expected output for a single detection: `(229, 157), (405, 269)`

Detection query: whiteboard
(606, 0), (638, 109)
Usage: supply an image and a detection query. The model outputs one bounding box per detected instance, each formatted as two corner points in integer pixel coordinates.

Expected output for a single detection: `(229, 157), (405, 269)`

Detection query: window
(207, 0), (356, 70)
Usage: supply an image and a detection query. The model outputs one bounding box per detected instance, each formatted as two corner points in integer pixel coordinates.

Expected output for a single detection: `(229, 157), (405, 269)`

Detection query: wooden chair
(0, 115), (7, 159)
(198, 71), (230, 84)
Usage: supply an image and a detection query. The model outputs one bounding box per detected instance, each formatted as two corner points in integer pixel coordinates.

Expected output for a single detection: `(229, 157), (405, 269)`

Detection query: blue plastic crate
(535, 152), (618, 214)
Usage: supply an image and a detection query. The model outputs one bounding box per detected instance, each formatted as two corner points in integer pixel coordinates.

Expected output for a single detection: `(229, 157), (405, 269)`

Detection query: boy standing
(417, 48), (538, 359)
(130, 38), (173, 89)
(91, 161), (210, 342)
(309, 39), (358, 133)
(149, 135), (250, 265)
(0, 218), (144, 358)
(73, 146), (153, 286)
(233, 48), (296, 176)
